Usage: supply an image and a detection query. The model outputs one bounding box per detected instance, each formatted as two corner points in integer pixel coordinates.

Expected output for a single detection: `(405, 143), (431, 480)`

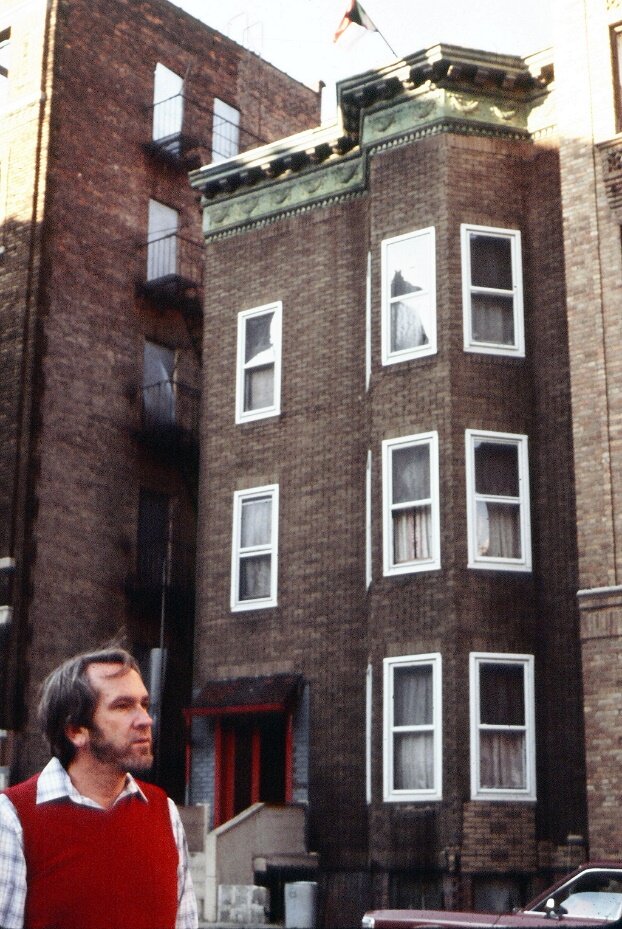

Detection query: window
(152, 63), (183, 142)
(382, 432), (440, 575)
(236, 302), (282, 423)
(612, 24), (622, 132)
(147, 199), (178, 281)
(137, 489), (171, 587)
(470, 653), (535, 801)
(0, 29), (10, 104)
(381, 227), (436, 365)
(465, 430), (531, 572)
(143, 341), (176, 427)
(231, 485), (278, 611)
(461, 224), (524, 356)
(212, 98), (240, 162)
(383, 654), (442, 801)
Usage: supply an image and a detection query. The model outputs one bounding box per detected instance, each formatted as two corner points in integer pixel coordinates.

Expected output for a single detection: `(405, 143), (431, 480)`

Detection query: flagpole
(334, 1), (399, 58)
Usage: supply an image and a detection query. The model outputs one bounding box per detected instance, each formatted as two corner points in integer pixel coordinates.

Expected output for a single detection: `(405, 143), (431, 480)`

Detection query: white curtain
(480, 731), (526, 789)
(391, 297), (429, 351)
(241, 498), (271, 547)
(244, 312), (275, 411)
(239, 498), (272, 600)
(478, 502), (520, 558)
(393, 666), (434, 790)
(245, 367), (274, 411)
(393, 507), (432, 562)
(240, 554), (271, 600)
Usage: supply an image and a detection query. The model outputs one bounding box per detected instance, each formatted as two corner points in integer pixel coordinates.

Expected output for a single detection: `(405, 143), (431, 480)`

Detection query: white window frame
(382, 431), (440, 576)
(469, 652), (536, 802)
(235, 302), (282, 424)
(383, 653), (442, 802)
(231, 484), (279, 611)
(461, 224), (525, 357)
(381, 227), (436, 365)
(465, 429), (531, 572)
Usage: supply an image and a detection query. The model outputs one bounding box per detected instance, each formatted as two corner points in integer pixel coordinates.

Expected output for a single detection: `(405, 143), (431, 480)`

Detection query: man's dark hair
(38, 648), (140, 768)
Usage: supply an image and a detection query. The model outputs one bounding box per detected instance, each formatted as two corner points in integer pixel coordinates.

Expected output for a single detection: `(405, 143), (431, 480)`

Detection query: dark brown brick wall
(195, 123), (585, 885)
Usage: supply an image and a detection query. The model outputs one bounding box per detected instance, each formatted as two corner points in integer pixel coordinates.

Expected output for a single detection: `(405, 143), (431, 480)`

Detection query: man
(0, 647), (198, 929)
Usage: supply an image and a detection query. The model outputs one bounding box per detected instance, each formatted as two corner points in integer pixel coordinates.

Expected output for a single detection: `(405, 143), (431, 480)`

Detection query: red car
(362, 864), (622, 927)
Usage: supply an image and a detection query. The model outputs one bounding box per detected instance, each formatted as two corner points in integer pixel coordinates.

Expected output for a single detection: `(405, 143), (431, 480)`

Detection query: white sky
(171, 0), (553, 121)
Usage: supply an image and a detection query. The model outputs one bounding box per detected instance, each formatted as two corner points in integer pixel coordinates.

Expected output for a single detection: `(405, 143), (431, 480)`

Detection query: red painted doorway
(217, 712), (289, 825)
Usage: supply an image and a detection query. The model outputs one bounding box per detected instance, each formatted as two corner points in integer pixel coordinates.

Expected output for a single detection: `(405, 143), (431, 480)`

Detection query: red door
(216, 712), (289, 825)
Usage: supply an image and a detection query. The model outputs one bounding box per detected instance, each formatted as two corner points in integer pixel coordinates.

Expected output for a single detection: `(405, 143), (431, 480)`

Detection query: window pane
(394, 732), (434, 790)
(388, 235), (430, 297)
(394, 664), (433, 725)
(245, 313), (274, 364)
(143, 342), (175, 426)
(393, 507), (432, 562)
(471, 294), (515, 345)
(245, 366), (274, 411)
(474, 441), (519, 496)
(213, 98), (240, 161)
(480, 663), (525, 725)
(241, 498), (271, 547)
(392, 444), (430, 503)
(239, 554), (271, 600)
(476, 501), (521, 558)
(152, 63), (183, 141)
(480, 730), (526, 789)
(391, 294), (430, 351)
(470, 234), (512, 290)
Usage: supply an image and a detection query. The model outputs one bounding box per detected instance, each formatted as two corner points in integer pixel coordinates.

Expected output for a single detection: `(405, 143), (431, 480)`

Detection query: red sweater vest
(5, 774), (179, 929)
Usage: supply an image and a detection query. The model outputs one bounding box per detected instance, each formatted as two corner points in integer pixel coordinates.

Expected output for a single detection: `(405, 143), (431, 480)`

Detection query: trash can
(284, 881), (318, 929)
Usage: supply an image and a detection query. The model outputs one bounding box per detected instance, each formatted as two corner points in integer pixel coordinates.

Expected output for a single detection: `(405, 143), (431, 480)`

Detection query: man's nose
(134, 705), (153, 727)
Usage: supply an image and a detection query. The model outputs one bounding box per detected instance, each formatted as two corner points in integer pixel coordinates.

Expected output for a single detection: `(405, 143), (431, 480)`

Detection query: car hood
(363, 908), (609, 928)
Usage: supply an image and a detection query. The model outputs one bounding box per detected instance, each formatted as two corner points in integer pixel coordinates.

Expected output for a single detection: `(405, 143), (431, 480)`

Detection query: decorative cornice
(190, 43), (555, 240)
(201, 155), (365, 238)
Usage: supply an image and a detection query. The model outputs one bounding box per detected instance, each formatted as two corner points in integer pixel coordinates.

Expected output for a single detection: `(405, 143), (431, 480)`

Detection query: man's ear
(65, 723), (89, 749)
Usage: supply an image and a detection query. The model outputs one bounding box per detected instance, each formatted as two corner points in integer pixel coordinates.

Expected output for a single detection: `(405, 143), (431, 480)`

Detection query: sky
(171, 0), (553, 121)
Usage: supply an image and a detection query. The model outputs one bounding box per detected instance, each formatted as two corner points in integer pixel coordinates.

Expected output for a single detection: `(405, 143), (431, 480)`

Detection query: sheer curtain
(474, 442), (520, 558)
(393, 508), (432, 562)
(240, 498), (272, 600)
(471, 294), (514, 345)
(391, 297), (429, 351)
(393, 666), (434, 791)
(469, 233), (514, 346)
(244, 313), (275, 412)
(392, 444), (432, 563)
(479, 663), (526, 790)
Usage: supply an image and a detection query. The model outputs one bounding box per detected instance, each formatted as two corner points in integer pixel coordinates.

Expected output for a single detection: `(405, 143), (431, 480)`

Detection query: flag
(333, 0), (378, 42)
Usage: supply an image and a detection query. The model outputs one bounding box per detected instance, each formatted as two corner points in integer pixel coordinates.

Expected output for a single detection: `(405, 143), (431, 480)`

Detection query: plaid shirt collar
(36, 757), (148, 808)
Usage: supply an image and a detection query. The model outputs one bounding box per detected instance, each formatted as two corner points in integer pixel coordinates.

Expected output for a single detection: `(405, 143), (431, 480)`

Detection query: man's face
(86, 663), (154, 774)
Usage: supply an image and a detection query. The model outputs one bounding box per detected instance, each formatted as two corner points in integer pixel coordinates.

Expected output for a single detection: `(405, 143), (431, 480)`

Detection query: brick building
(188, 46), (588, 925)
(554, 0), (622, 859)
(0, 0), (319, 797)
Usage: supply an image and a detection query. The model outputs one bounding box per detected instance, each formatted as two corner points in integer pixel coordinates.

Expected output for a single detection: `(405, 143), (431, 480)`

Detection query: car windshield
(528, 870), (622, 921)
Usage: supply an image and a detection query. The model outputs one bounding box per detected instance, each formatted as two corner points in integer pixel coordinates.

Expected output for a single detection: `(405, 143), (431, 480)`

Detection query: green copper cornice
(200, 154), (365, 238)
(190, 43), (555, 240)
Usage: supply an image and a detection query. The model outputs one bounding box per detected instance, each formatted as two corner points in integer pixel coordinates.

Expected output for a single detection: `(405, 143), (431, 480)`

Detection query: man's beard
(88, 724), (154, 775)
